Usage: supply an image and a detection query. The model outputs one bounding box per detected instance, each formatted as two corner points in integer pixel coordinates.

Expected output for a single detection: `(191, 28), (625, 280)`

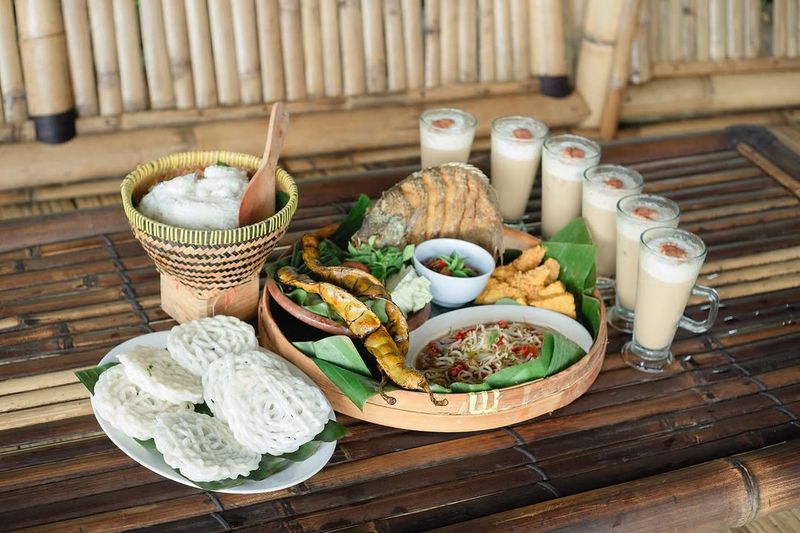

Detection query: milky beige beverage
(490, 116), (548, 222)
(582, 166), (643, 276)
(615, 195), (680, 311)
(633, 231), (706, 350)
(419, 108), (477, 168)
(541, 135), (601, 239)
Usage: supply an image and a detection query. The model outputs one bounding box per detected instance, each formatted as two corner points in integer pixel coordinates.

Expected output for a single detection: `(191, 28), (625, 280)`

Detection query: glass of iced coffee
(609, 194), (681, 333)
(621, 227), (719, 373)
(541, 134), (601, 239)
(582, 165), (643, 289)
(490, 116), (549, 226)
(419, 108), (477, 168)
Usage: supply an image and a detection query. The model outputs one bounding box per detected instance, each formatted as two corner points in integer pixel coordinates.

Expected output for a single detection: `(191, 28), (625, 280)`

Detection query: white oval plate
(406, 304), (593, 366)
(91, 331), (337, 494)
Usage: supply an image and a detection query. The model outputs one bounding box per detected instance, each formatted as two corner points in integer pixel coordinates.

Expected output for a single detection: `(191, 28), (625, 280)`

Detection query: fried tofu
(543, 258), (560, 284)
(529, 294), (576, 319)
(538, 281), (566, 298)
(511, 245), (545, 271)
(475, 280), (526, 305)
(492, 264), (519, 281)
(509, 267), (550, 300)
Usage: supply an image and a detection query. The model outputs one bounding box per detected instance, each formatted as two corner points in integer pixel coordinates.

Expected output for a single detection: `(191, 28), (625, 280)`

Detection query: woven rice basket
(120, 151), (298, 298)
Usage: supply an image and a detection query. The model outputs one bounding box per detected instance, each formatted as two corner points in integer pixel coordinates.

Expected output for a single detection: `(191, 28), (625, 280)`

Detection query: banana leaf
(495, 297), (523, 306)
(550, 217), (593, 245)
(329, 194), (372, 248)
(449, 382), (492, 393)
(484, 335), (554, 387)
(75, 362), (118, 394)
(580, 293), (602, 338)
(312, 359), (382, 410)
(294, 336), (371, 377)
(545, 333), (585, 375)
(543, 241), (597, 295)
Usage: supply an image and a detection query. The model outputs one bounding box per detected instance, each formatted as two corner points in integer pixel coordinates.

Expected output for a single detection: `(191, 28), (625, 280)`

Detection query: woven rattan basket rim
(120, 150), (298, 246)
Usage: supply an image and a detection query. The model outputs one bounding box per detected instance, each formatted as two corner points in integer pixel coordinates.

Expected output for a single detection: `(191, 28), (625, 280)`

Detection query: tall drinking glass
(541, 134), (601, 239)
(608, 194), (681, 333)
(419, 108), (477, 168)
(490, 116), (549, 227)
(582, 165), (644, 289)
(621, 227), (719, 373)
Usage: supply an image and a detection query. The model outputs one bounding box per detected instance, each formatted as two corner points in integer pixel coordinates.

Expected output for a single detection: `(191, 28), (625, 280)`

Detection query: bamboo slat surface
(1, 127), (800, 532)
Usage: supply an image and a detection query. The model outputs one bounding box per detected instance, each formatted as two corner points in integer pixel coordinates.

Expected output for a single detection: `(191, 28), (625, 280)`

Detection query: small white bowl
(413, 238), (495, 307)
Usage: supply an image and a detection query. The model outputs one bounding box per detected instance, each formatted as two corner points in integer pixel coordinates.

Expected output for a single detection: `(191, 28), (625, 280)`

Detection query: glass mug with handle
(621, 227), (719, 373)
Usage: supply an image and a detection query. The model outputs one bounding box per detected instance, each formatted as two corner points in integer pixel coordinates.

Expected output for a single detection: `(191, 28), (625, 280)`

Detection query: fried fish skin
(529, 293), (576, 318)
(511, 245), (545, 271)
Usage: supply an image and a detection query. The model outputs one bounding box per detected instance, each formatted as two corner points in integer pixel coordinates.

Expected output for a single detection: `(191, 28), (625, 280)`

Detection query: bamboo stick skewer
(339, 0), (366, 95)
(87, 0), (123, 116)
(509, 0), (530, 80)
(207, 0), (241, 106)
(401, 0), (423, 88)
(493, 0), (511, 81)
(362, 0), (387, 93)
(231, 0), (263, 104)
(0, 0), (26, 123)
(629, 0), (652, 83)
(113, 0), (149, 112)
(61, 0), (98, 117)
(184, 0), (218, 108)
(424, 0), (441, 88)
(16, 0), (75, 142)
(256, 0), (285, 102)
(773, 0), (788, 58)
(300, 0), (324, 98)
(478, 0), (495, 83)
(458, 0), (478, 82)
(139, 0), (175, 110)
(726, 0), (743, 60)
(161, 0), (195, 109)
(319, 0), (342, 96)
(440, 0), (459, 83)
(384, 0), (407, 91)
(695, 0), (709, 60)
(743, 0), (760, 58)
(531, 0), (569, 96)
(709, 0), (727, 60)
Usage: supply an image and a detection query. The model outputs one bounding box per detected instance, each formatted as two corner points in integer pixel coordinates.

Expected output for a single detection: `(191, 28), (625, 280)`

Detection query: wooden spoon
(238, 102), (289, 227)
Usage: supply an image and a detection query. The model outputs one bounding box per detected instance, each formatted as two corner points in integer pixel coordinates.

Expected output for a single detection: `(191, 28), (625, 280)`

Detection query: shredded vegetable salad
(416, 321), (545, 387)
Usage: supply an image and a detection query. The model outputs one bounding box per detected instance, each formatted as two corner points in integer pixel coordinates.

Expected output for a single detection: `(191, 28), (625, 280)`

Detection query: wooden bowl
(265, 277), (431, 337)
(258, 228), (607, 432)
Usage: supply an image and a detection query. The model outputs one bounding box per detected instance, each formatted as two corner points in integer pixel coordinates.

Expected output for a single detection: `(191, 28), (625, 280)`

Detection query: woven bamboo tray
(258, 228), (607, 432)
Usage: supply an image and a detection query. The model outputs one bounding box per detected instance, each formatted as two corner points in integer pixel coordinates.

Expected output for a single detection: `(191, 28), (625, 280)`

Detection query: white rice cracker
(204, 351), (330, 456)
(93, 365), (193, 440)
(119, 346), (203, 404)
(167, 315), (258, 376)
(154, 411), (261, 482)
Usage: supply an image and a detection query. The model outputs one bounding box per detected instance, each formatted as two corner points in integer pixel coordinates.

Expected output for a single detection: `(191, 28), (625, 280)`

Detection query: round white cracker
(93, 365), (193, 440)
(119, 345), (203, 404)
(167, 315), (258, 376)
(204, 350), (330, 455)
(154, 411), (261, 482)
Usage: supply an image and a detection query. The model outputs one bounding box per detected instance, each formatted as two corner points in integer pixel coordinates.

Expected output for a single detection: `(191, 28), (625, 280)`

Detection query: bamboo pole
(629, 0), (652, 83)
(424, 0), (441, 87)
(16, 0), (75, 143)
(743, 0), (760, 58)
(62, 0), (99, 117)
(401, 0), (423, 88)
(478, 0), (495, 82)
(161, 0), (195, 109)
(279, 0), (306, 100)
(0, 0), (26, 123)
(773, 0), (788, 58)
(87, 0), (123, 115)
(530, 0), (569, 96)
(362, 0), (387, 93)
(680, 0), (696, 60)
(139, 0), (175, 110)
(232, 0), (262, 104)
(787, 0), (798, 57)
(646, 0), (659, 61)
(440, 0), (458, 83)
(384, 0), (407, 91)
(509, 0), (530, 80)
(207, 0), (241, 106)
(726, 0), (743, 59)
(695, 0), (709, 60)
(256, 0), (285, 102)
(493, 0), (511, 81)
(655, 0), (670, 61)
(339, 0), (366, 95)
(319, 0), (342, 96)
(113, 0), (148, 112)
(668, 0), (681, 61)
(458, 0), (478, 82)
(651, 56), (800, 77)
(300, 0), (324, 97)
(184, 0), (218, 108)
(709, 0), (726, 60)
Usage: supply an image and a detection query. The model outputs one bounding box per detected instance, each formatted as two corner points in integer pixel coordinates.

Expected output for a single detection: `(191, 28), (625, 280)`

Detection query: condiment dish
(413, 238), (494, 307)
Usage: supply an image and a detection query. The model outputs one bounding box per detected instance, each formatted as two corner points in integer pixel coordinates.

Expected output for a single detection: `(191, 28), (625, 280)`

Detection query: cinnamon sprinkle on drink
(512, 127), (533, 139)
(632, 207), (658, 220)
(561, 146), (585, 158)
(432, 118), (456, 129)
(660, 242), (688, 259)
(604, 177), (624, 189)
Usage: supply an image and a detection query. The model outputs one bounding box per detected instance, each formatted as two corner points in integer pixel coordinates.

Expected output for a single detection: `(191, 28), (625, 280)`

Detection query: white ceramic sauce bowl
(413, 238), (495, 307)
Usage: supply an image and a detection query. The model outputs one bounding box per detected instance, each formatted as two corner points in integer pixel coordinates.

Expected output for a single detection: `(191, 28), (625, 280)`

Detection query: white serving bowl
(413, 238), (495, 307)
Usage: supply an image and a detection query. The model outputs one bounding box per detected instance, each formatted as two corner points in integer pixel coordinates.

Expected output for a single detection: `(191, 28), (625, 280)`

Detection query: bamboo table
(1, 126), (799, 532)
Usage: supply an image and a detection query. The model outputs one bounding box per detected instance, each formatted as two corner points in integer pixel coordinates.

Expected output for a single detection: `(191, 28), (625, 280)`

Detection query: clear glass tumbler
(419, 108), (477, 168)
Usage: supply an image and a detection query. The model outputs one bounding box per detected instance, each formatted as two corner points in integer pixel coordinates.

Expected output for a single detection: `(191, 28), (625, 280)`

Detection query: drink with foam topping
(490, 116), (549, 223)
(582, 165), (643, 277)
(621, 227), (719, 373)
(541, 134), (601, 239)
(608, 194), (680, 333)
(419, 108), (477, 168)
